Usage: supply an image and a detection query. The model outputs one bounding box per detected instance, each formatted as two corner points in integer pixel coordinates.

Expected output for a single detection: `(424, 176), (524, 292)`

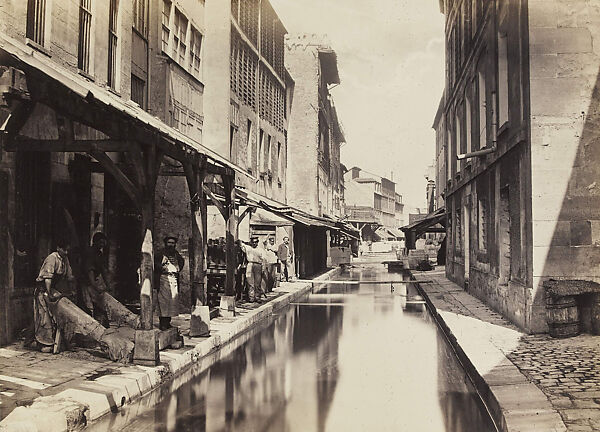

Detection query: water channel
(90, 261), (497, 432)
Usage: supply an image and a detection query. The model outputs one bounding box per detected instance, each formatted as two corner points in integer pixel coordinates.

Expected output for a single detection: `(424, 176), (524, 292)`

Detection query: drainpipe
(457, 91), (498, 160)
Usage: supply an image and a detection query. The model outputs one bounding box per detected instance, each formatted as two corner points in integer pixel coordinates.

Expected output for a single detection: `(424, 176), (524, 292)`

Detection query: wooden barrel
(546, 295), (579, 338)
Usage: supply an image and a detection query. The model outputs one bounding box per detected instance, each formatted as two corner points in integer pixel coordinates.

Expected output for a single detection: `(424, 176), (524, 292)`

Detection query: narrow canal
(90, 261), (497, 432)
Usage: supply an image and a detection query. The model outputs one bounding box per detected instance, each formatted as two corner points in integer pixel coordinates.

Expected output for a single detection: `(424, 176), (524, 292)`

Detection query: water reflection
(89, 263), (496, 432)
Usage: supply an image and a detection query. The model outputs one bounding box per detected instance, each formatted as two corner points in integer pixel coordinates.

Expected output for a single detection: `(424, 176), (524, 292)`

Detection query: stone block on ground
(219, 296), (236, 318)
(133, 329), (160, 366)
(158, 327), (179, 350)
(189, 305), (210, 337)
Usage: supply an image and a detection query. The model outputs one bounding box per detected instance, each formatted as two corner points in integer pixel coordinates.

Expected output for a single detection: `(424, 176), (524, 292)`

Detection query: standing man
(277, 236), (292, 282)
(234, 239), (248, 301)
(265, 236), (279, 292)
(33, 238), (76, 352)
(155, 236), (184, 330)
(82, 232), (110, 327)
(245, 236), (266, 303)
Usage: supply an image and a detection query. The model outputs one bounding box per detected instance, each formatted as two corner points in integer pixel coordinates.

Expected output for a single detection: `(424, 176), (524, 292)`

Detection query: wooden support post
(130, 143), (164, 366)
(184, 155), (210, 337)
(221, 174), (237, 317)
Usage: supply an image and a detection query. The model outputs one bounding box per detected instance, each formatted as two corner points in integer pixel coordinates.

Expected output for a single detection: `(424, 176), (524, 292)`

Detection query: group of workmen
(31, 231), (294, 353)
(234, 235), (294, 303)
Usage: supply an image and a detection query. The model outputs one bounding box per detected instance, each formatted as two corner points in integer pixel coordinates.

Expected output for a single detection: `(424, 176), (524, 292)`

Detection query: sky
(270, 0), (446, 213)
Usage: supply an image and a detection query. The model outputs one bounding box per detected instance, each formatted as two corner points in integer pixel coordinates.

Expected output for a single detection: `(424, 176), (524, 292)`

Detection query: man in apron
(34, 238), (76, 352)
(155, 236), (185, 330)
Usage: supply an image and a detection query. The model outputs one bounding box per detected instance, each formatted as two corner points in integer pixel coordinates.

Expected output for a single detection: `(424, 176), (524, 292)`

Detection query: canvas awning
(249, 207), (293, 227)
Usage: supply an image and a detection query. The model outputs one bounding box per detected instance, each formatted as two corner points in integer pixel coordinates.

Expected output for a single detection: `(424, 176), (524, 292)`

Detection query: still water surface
(91, 262), (497, 432)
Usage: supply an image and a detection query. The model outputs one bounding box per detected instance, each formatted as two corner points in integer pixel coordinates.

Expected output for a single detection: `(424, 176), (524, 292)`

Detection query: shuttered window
(77, 0), (92, 73)
(107, 0), (119, 89)
(26, 0), (46, 46)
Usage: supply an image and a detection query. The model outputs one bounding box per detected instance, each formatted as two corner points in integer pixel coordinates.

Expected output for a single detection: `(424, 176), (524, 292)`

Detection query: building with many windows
(203, 0), (292, 205)
(436, 0), (600, 333)
(344, 167), (404, 242)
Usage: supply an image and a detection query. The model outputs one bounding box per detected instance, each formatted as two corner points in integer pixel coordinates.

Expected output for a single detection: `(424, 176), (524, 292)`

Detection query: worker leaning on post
(33, 237), (77, 353)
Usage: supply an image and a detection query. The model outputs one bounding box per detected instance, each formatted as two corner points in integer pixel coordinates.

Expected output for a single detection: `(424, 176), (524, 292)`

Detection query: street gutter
(0, 267), (342, 432)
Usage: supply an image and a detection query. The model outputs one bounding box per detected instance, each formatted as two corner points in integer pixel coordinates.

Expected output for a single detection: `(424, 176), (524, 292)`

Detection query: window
(173, 9), (188, 65)
(162, 0), (171, 52)
(477, 62), (486, 150)
(246, 120), (253, 170)
(189, 28), (202, 77)
(471, 0), (478, 38)
(455, 205), (462, 252)
(258, 129), (264, 173)
(465, 87), (472, 155)
(26, 0), (47, 46)
(455, 108), (461, 173)
(266, 135), (272, 172)
(107, 0), (119, 90)
(277, 141), (282, 180)
(131, 74), (145, 108)
(133, 0), (148, 38)
(78, 0), (92, 73)
(446, 128), (452, 181)
(498, 32), (509, 126)
(478, 196), (488, 252)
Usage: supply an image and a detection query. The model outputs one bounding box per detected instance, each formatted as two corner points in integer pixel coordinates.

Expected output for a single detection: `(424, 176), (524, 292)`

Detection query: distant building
(285, 34), (345, 219)
(344, 167), (404, 241)
(437, 0), (600, 333)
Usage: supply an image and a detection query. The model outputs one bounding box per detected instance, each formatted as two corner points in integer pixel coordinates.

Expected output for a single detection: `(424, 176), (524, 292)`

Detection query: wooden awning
(0, 34), (250, 177)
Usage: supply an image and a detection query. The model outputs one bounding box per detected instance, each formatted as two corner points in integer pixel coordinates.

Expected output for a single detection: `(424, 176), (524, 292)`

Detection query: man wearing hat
(245, 236), (266, 303)
(154, 235), (184, 330)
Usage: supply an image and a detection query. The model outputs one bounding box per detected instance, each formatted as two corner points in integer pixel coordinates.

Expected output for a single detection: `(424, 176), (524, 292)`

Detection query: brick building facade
(437, 0), (600, 333)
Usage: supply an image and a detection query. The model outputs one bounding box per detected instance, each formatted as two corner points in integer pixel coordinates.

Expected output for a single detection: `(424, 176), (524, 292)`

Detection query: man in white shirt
(245, 237), (266, 302)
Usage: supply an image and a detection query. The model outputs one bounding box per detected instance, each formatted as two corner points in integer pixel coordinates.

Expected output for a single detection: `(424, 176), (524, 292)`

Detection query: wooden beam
(202, 183), (227, 220)
(3, 138), (128, 152)
(207, 162), (235, 178)
(237, 206), (255, 227)
(184, 155), (208, 310)
(223, 174), (237, 299)
(89, 150), (140, 207)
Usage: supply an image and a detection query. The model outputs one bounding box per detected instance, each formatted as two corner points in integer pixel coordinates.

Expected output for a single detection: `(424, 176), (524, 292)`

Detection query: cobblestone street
(414, 267), (600, 432)
(507, 336), (600, 431)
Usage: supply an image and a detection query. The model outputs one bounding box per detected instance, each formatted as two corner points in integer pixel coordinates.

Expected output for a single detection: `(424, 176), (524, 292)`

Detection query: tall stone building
(285, 34), (345, 219)
(436, 0), (600, 333)
(204, 0), (292, 205)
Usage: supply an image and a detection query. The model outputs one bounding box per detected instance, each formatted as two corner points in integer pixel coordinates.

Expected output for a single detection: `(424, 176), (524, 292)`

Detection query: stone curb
(410, 272), (567, 432)
(0, 267), (341, 432)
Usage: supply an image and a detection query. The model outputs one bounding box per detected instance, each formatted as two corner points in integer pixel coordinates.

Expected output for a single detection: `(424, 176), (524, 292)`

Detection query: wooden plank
(201, 183), (227, 219)
(89, 150), (140, 207)
(296, 279), (433, 285)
